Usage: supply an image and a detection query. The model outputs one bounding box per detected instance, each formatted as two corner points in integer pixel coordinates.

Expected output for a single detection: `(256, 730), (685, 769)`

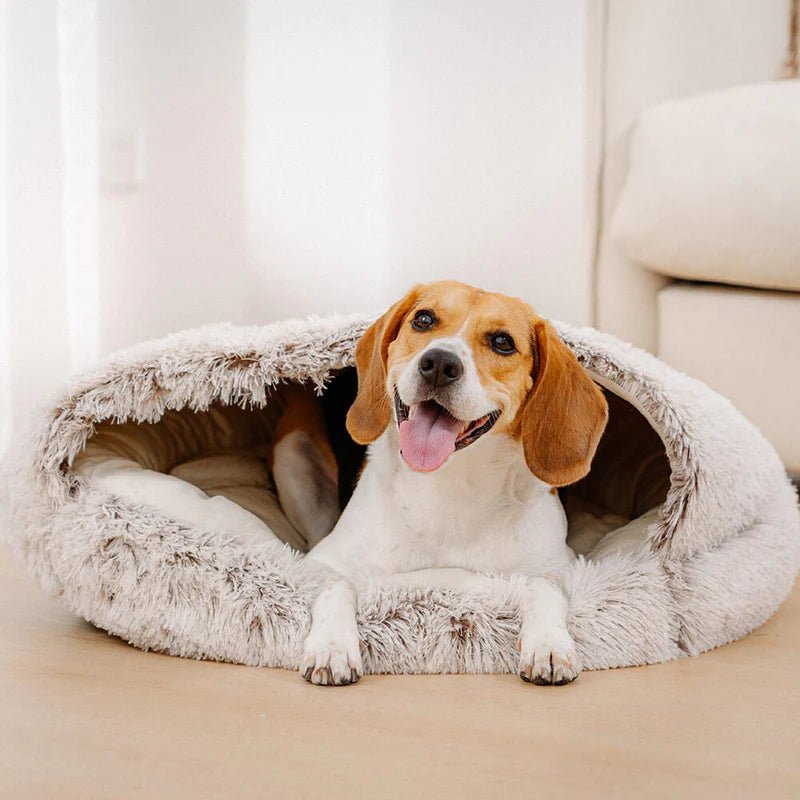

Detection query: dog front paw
(518, 631), (581, 686)
(300, 635), (363, 687)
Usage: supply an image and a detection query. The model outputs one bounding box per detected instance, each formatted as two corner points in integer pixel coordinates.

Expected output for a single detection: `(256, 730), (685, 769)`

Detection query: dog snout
(418, 348), (463, 388)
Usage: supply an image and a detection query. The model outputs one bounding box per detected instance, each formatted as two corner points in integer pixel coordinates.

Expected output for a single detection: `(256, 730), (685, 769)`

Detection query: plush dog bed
(5, 315), (799, 673)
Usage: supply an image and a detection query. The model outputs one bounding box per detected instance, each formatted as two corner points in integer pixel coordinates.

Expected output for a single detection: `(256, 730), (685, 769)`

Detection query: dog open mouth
(394, 390), (500, 472)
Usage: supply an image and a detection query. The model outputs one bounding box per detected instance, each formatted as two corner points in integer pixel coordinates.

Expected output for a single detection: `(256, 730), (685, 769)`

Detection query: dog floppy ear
(346, 287), (421, 444)
(518, 320), (608, 486)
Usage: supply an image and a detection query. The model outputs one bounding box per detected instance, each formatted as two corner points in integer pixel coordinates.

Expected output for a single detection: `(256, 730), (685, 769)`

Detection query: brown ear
(346, 287), (421, 444)
(518, 320), (608, 486)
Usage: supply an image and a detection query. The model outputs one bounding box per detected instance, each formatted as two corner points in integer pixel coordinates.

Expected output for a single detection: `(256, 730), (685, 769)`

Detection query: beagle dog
(291, 281), (608, 686)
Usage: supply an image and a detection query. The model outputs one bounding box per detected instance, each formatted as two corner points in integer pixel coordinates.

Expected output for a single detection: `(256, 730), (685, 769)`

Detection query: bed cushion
(658, 283), (800, 471)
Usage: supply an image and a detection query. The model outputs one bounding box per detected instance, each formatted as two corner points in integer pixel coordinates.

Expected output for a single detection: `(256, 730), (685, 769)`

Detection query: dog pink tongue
(399, 403), (463, 472)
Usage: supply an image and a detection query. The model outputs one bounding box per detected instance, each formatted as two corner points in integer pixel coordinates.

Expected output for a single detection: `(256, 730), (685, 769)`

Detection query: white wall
(245, 0), (596, 323)
(244, 0), (392, 321)
(97, 0), (597, 335)
(385, 0), (593, 323)
(2, 0), (597, 450)
(98, 0), (247, 352)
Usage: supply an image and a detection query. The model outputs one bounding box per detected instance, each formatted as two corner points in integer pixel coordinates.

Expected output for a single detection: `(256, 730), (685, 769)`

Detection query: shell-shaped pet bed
(5, 315), (799, 674)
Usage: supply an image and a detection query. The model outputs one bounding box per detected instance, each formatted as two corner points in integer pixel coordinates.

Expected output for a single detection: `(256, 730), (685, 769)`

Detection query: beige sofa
(595, 0), (800, 472)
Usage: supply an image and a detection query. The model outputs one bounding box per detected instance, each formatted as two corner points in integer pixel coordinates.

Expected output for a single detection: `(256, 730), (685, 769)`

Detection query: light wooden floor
(1, 547), (798, 800)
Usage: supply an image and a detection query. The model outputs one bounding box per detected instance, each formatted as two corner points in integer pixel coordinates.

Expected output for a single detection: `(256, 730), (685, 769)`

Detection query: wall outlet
(100, 128), (147, 190)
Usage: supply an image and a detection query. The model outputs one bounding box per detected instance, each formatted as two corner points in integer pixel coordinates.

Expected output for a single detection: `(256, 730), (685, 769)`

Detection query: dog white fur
(293, 281), (608, 686)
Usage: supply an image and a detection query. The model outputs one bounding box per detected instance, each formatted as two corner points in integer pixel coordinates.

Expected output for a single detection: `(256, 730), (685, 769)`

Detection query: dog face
(346, 281), (607, 485)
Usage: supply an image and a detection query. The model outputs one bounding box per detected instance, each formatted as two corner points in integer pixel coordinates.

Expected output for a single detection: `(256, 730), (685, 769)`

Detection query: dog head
(346, 281), (608, 485)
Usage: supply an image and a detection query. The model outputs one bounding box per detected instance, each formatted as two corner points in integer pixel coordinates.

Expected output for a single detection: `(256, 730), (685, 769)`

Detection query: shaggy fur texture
(3, 314), (799, 673)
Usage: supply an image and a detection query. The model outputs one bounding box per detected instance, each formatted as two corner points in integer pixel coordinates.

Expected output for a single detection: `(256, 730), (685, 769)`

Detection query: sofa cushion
(613, 82), (800, 292)
(658, 283), (800, 471)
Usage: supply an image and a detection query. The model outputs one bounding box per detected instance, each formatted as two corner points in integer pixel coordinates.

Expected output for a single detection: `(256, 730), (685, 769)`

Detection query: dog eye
(489, 332), (516, 355)
(412, 310), (436, 331)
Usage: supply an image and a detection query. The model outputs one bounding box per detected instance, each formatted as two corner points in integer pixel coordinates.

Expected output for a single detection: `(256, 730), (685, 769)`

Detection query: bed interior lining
(73, 370), (671, 557)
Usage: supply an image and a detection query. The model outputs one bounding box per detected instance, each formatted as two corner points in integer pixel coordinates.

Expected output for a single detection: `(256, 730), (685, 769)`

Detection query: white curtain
(1, 0), (10, 454)
(1, 0), (98, 456)
(57, 0), (99, 372)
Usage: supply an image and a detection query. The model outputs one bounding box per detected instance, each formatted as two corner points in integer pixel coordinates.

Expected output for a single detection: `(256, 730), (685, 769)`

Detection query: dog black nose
(418, 348), (463, 388)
